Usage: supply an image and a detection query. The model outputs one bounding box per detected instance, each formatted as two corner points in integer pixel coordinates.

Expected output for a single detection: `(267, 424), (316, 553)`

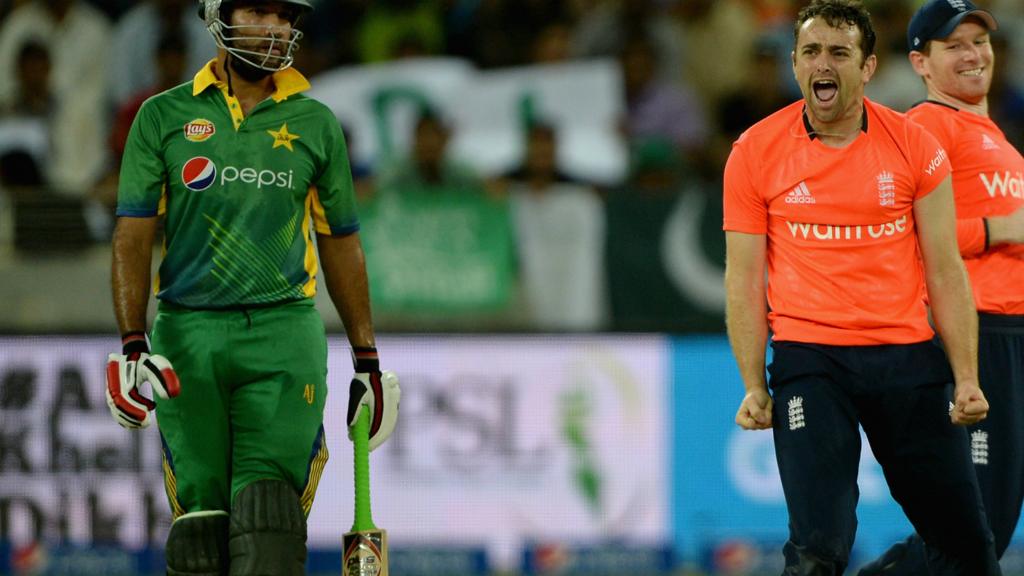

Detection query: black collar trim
(802, 107), (869, 140)
(908, 99), (960, 112)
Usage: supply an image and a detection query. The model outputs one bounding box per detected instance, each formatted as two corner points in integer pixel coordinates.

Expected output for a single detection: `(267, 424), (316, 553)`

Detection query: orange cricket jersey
(907, 101), (1024, 315)
(723, 98), (951, 345)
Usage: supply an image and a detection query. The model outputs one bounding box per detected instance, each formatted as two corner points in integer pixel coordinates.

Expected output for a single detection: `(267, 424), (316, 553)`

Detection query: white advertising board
(307, 58), (627, 184)
(0, 335), (670, 571)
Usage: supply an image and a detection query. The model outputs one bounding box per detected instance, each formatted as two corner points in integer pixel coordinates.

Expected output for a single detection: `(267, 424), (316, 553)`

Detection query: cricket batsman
(104, 1), (400, 574)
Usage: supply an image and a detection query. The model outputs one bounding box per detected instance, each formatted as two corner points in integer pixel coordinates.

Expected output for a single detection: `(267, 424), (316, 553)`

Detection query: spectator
(106, 0), (214, 109)
(109, 31), (188, 163)
(988, 0), (1024, 92)
(989, 33), (1024, 151)
(864, 0), (920, 111)
(294, 0), (369, 69)
(0, 149), (91, 252)
(376, 108), (484, 194)
(571, 0), (683, 82)
(340, 121), (375, 202)
(98, 30), (188, 228)
(507, 122), (607, 331)
(671, 0), (758, 111)
(0, 40), (51, 182)
(0, 38), (52, 231)
(356, 0), (444, 63)
(0, 0), (110, 196)
(1, 39), (51, 118)
(447, 0), (574, 69)
(618, 34), (709, 179)
(605, 138), (723, 331)
(716, 36), (796, 170)
(530, 20), (575, 65)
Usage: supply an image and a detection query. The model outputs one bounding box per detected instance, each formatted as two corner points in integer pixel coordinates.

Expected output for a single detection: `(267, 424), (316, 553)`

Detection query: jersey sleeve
(907, 106), (986, 257)
(116, 98), (167, 217)
(956, 218), (988, 257)
(906, 117), (951, 201)
(723, 136), (768, 234)
(309, 112), (359, 236)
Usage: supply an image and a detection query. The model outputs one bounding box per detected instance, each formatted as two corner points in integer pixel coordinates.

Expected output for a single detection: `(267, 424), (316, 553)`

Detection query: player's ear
(908, 50), (928, 77)
(861, 53), (877, 83)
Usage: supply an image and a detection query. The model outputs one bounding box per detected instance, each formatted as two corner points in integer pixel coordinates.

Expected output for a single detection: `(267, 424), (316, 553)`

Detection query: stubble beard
(228, 52), (276, 81)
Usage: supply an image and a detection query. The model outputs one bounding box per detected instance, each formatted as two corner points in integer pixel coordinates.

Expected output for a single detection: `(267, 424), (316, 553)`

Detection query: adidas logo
(785, 181), (816, 204)
(983, 134), (1000, 151)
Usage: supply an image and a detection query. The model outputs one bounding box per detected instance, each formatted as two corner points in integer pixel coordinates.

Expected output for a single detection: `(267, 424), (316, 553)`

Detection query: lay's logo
(184, 119), (216, 142)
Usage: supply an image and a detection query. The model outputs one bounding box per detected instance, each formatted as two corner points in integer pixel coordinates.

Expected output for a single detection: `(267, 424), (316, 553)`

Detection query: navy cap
(907, 0), (998, 53)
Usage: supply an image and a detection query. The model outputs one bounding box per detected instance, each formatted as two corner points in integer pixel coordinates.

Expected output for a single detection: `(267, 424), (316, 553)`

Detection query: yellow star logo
(267, 123), (299, 151)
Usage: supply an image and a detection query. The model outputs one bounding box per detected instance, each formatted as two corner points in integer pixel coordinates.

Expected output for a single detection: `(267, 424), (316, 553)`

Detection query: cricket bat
(343, 408), (389, 576)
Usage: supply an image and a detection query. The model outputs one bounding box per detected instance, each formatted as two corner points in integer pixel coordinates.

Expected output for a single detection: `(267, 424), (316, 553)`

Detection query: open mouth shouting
(812, 78), (838, 105)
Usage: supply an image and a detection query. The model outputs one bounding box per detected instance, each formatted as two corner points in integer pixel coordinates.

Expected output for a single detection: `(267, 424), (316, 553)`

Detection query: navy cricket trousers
(768, 340), (1000, 576)
(972, 313), (1024, 557)
(857, 315), (1024, 575)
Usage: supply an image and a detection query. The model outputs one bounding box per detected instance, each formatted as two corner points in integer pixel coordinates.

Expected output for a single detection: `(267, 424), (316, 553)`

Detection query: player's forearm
(986, 206), (1024, 246)
(725, 272), (769, 392)
(111, 217), (157, 334)
(926, 262), (979, 386)
(317, 233), (376, 349)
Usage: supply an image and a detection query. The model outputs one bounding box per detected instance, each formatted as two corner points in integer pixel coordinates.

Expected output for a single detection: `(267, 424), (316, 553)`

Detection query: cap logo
(184, 119), (216, 142)
(946, 0), (967, 11)
(182, 157), (217, 191)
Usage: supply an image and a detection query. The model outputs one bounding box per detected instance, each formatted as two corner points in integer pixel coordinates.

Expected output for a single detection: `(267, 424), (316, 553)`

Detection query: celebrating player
(724, 1), (1001, 574)
(859, 1), (1024, 573)
(104, 1), (400, 574)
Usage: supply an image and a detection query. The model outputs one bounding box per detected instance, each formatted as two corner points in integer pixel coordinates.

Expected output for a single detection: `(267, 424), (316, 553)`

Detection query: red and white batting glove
(105, 332), (181, 429)
(347, 347), (401, 452)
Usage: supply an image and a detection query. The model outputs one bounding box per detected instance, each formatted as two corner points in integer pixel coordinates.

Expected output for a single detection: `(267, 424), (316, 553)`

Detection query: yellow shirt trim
(191, 59), (312, 130)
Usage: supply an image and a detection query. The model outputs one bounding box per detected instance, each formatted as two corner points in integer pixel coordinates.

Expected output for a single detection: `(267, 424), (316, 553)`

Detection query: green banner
(357, 189), (516, 313)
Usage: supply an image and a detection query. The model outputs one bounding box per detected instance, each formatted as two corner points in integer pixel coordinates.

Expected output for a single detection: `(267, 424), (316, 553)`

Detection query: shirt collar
(802, 104), (869, 141)
(192, 59), (311, 102)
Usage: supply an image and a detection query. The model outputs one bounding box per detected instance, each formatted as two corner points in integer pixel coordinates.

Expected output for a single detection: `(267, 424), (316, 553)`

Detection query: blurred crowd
(0, 0), (1023, 331)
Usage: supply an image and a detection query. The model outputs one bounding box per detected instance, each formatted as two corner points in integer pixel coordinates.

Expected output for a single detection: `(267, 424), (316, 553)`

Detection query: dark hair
(156, 30), (187, 56)
(0, 150), (44, 187)
(17, 39), (49, 65)
(794, 0), (876, 60)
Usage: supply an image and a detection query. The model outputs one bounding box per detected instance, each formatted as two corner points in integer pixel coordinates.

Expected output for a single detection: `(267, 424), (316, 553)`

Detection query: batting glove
(347, 347), (401, 452)
(105, 332), (181, 429)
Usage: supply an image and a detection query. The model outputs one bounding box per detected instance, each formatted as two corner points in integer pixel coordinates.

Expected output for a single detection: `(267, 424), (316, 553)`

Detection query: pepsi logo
(182, 157), (217, 191)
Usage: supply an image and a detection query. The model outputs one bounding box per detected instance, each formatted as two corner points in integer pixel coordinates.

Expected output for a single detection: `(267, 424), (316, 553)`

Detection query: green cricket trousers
(150, 298), (330, 519)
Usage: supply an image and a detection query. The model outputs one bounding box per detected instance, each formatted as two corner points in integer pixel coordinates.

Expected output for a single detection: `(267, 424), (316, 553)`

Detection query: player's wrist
(352, 346), (379, 373)
(121, 331), (149, 357)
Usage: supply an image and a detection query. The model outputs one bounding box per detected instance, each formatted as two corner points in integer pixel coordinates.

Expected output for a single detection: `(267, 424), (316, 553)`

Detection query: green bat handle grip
(352, 408), (377, 532)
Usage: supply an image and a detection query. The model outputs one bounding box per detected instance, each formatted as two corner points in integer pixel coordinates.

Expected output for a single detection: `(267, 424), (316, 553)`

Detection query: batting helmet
(197, 0), (313, 72)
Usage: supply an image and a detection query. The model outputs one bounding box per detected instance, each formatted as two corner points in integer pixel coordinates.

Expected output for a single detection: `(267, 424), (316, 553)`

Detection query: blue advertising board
(672, 335), (916, 572)
(672, 334), (1024, 574)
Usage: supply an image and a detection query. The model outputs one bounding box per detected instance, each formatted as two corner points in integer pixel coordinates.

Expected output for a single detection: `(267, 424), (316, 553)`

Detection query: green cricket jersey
(118, 60), (358, 309)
